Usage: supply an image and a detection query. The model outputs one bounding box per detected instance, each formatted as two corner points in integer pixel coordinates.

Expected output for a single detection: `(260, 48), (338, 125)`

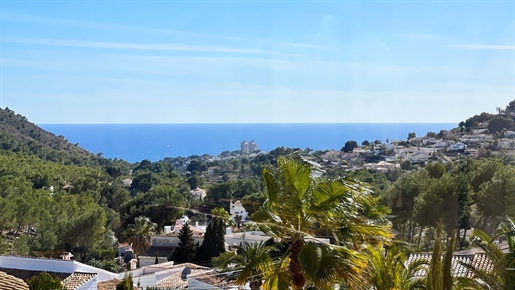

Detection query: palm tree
(234, 214), (243, 230)
(125, 216), (157, 256)
(363, 242), (426, 290)
(213, 240), (276, 290)
(455, 217), (515, 290)
(252, 154), (392, 289)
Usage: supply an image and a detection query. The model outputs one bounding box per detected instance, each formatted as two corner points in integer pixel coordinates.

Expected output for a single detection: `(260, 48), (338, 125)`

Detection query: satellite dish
(181, 266), (191, 280)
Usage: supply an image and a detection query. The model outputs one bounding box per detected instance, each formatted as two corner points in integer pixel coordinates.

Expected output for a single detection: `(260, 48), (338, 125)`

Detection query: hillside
(0, 107), (98, 165)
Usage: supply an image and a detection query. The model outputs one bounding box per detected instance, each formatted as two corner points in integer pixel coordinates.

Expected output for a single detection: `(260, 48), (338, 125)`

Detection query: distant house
(460, 134), (493, 143)
(472, 129), (488, 134)
(230, 200), (249, 221)
(422, 138), (436, 145)
(122, 178), (132, 188)
(498, 138), (515, 149)
(434, 140), (449, 148)
(190, 188), (206, 201)
(505, 131), (515, 138)
(448, 142), (467, 151)
(364, 161), (397, 172)
(409, 151), (429, 163)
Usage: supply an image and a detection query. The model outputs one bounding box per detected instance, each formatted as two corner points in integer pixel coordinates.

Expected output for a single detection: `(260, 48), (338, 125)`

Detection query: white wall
(78, 276), (97, 290)
(139, 257), (168, 268)
(151, 236), (204, 247)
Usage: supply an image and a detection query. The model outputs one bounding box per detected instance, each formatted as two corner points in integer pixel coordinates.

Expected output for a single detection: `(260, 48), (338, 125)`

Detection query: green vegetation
(7, 100), (515, 288)
(252, 155), (391, 289)
(169, 223), (197, 263)
(27, 272), (64, 290)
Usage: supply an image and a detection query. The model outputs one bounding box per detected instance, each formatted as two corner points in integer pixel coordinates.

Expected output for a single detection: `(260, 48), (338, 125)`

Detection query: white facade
(240, 140), (249, 153)
(230, 200), (249, 221)
(448, 142), (467, 151)
(460, 134), (493, 143)
(498, 139), (515, 149)
(0, 256), (119, 289)
(249, 140), (259, 152)
(505, 131), (515, 138)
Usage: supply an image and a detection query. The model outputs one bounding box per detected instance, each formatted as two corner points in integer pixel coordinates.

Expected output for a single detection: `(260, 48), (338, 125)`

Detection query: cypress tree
(197, 210), (226, 263)
(170, 223), (197, 263)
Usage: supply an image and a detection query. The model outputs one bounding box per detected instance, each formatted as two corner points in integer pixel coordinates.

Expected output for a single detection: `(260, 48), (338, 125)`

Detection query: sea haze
(40, 123), (456, 163)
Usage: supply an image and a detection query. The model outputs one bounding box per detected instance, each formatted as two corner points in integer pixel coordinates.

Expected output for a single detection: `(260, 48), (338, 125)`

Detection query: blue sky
(1, 1), (513, 123)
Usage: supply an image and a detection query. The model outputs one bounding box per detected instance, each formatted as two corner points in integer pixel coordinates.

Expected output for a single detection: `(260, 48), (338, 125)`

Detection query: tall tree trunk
(461, 228), (468, 249)
(408, 220), (413, 242)
(289, 240), (306, 290)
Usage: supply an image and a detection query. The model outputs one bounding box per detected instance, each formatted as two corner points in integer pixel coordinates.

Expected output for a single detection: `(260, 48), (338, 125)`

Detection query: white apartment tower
(249, 140), (259, 153)
(241, 140), (249, 153)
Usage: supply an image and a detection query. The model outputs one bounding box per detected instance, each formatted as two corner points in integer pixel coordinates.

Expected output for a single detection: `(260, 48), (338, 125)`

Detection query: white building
(448, 142), (467, 151)
(240, 140), (249, 153)
(498, 139), (515, 149)
(505, 131), (515, 138)
(0, 256), (119, 290)
(190, 188), (206, 201)
(241, 140), (259, 153)
(230, 200), (249, 222)
(460, 134), (493, 143)
(249, 140), (259, 152)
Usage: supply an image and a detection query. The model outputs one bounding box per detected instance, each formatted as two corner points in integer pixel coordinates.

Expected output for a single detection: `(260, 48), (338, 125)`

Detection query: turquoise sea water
(40, 123), (455, 163)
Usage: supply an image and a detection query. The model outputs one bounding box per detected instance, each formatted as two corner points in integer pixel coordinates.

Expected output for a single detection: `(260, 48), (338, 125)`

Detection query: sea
(40, 123), (456, 163)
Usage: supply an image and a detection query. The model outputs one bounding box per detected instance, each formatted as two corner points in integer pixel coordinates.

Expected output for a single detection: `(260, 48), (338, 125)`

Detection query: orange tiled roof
(0, 268), (96, 290)
(0, 271), (29, 290)
(62, 272), (97, 289)
(97, 278), (121, 290)
(155, 263), (213, 289)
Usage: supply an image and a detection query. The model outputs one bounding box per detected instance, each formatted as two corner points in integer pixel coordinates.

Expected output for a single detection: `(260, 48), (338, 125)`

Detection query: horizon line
(37, 122), (459, 125)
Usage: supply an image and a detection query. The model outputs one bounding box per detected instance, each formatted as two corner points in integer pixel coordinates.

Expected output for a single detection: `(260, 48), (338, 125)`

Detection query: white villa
(230, 200), (249, 222)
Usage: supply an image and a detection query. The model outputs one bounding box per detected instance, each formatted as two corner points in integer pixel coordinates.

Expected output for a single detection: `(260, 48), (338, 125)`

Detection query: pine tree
(170, 223), (197, 263)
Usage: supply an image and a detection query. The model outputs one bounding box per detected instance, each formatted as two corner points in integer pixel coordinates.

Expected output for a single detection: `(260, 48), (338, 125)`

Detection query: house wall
(0, 256), (118, 284)
(139, 257), (169, 268)
(78, 277), (97, 290)
(188, 278), (220, 290)
(151, 236), (204, 247)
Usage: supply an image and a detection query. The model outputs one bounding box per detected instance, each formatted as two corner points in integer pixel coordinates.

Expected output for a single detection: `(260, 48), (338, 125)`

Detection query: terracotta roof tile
(406, 253), (475, 278)
(97, 278), (121, 290)
(0, 268), (96, 290)
(0, 271), (29, 290)
(62, 272), (97, 289)
(155, 263), (213, 289)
